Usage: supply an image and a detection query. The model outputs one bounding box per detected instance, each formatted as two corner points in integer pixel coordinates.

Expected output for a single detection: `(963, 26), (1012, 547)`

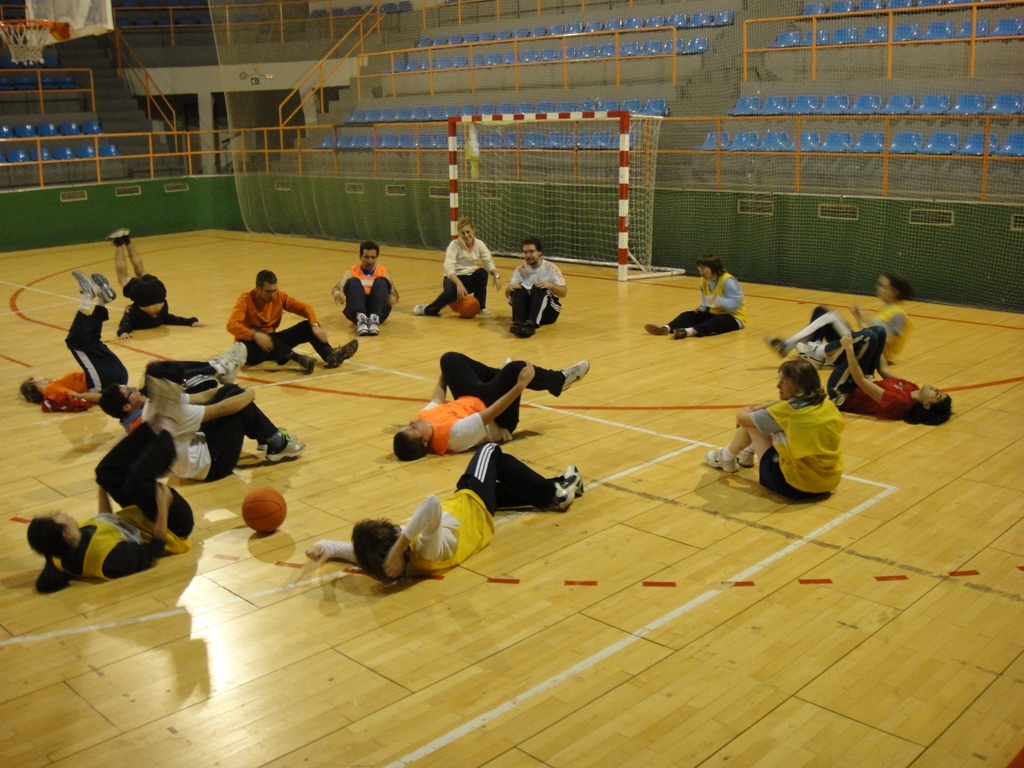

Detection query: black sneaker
(90, 273), (117, 303)
(325, 339), (359, 368)
(510, 322), (523, 337)
(295, 354), (316, 375)
(765, 336), (789, 357)
(519, 324), (536, 338)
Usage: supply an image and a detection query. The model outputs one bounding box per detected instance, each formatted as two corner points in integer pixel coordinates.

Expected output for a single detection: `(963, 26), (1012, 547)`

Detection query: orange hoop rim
(0, 19), (71, 42)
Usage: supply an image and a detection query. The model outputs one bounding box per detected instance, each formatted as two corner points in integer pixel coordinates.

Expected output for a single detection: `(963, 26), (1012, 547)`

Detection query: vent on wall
(818, 203), (859, 220)
(429, 186), (448, 198)
(59, 190), (88, 202)
(164, 182), (189, 193)
(274, 181), (292, 191)
(1010, 213), (1024, 232)
(115, 185), (142, 197)
(385, 184), (407, 196)
(909, 208), (953, 226)
(738, 199), (773, 215)
(346, 183), (364, 194)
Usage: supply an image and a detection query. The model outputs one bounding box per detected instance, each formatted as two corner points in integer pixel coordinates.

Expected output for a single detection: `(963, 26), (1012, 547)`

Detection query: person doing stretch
(305, 443), (584, 582)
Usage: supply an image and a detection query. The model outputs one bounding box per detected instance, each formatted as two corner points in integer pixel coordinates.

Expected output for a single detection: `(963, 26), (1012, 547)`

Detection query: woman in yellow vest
(27, 482), (191, 593)
(705, 359), (844, 500)
(305, 444), (584, 581)
(766, 271), (913, 365)
(644, 254), (746, 339)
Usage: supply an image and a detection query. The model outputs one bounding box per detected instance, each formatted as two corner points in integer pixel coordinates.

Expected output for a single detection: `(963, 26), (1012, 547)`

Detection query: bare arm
(478, 364), (534, 425)
(383, 532), (411, 579)
(429, 375), (447, 405)
(187, 388), (220, 405)
(200, 389), (256, 422)
(152, 483), (170, 543)
(536, 279), (567, 298)
(97, 486), (113, 515)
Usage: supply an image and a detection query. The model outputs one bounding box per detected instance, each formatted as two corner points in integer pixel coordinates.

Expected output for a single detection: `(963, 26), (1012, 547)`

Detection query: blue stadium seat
(377, 134), (398, 149)
(892, 24), (920, 42)
(989, 93), (1023, 114)
(494, 30), (511, 41)
(584, 21), (602, 33)
(829, 1), (854, 12)
(880, 94), (915, 114)
(512, 27), (530, 39)
(380, 108), (397, 121)
(37, 122), (59, 137)
(463, 33), (479, 43)
(819, 94), (850, 114)
(55, 76), (77, 89)
(7, 149), (30, 162)
(393, 61), (408, 73)
(29, 147), (52, 161)
(759, 95), (791, 115)
(597, 43), (615, 57)
(578, 44), (597, 58)
(452, 55), (468, 68)
(515, 102), (533, 114)
(334, 135), (353, 150)
(757, 131), (792, 152)
(994, 133), (1024, 157)
(409, 106), (428, 121)
(590, 130), (615, 149)
(496, 102), (514, 114)
(646, 15), (666, 28)
(624, 17), (644, 30)
(621, 98), (643, 114)
(478, 103), (496, 114)
(848, 94), (882, 114)
(0, 124), (11, 139)
(729, 95), (760, 115)
(351, 135), (373, 150)
(578, 98), (598, 111)
(889, 132), (923, 154)
(432, 58), (452, 70)
(687, 12), (712, 28)
(397, 134), (417, 149)
(713, 10), (734, 26)
(991, 18), (1024, 37)
(770, 31), (802, 48)
(666, 13), (686, 29)
(639, 40), (663, 55)
(318, 134), (335, 149)
(850, 132), (885, 153)
(956, 19), (989, 38)
(923, 22), (956, 41)
(914, 94), (950, 114)
(620, 41), (640, 57)
(920, 132), (960, 155)
(15, 124), (37, 138)
(546, 131), (572, 149)
(479, 31), (495, 42)
(802, 3), (826, 14)
(485, 52), (501, 66)
(862, 26), (888, 44)
(795, 131), (823, 152)
(539, 48), (561, 62)
(98, 144), (121, 157)
(461, 104), (477, 116)
(600, 99), (619, 112)
(530, 26), (546, 37)
(518, 50), (538, 63)
(858, 0), (884, 10)
(521, 132), (544, 149)
(957, 132), (999, 156)
(791, 95), (820, 114)
(364, 109), (380, 121)
(916, 0), (945, 6)
(727, 131), (760, 151)
(604, 18), (624, 31)
(555, 100), (574, 113)
(53, 146), (75, 160)
(59, 121), (81, 136)
(799, 28), (831, 46)
(643, 98), (668, 116)
(831, 28), (859, 45)
(565, 22), (584, 34)
(547, 25), (564, 36)
(76, 145), (96, 159)
(683, 37), (708, 54)
(393, 107), (412, 121)
(695, 131), (729, 150)
(887, 0), (913, 8)
(534, 101), (554, 113)
(821, 132), (853, 152)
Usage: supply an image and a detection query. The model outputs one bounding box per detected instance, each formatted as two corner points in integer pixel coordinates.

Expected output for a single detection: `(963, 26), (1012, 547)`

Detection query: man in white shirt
(505, 236), (567, 338)
(305, 443), (584, 581)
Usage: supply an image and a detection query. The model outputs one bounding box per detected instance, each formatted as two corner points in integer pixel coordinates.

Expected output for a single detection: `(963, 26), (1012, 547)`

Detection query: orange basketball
(242, 487), (287, 533)
(449, 295), (480, 318)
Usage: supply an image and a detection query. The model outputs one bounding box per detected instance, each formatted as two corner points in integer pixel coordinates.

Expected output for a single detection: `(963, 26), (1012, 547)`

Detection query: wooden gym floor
(1, 230), (1022, 768)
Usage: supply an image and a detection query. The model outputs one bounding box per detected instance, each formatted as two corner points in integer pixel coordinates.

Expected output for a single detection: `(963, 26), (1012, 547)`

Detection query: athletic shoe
(552, 469), (583, 511)
(294, 353), (316, 375)
(210, 341), (247, 384)
(356, 314), (370, 336)
(736, 448), (755, 468)
(644, 323), (670, 336)
(478, 307), (491, 316)
(325, 339), (359, 368)
(510, 322), (523, 337)
(90, 273), (117, 303)
(266, 435), (306, 462)
(562, 464), (585, 496)
(560, 360), (590, 392)
(519, 324), (535, 338)
(72, 270), (97, 299)
(105, 228), (130, 242)
(367, 314), (380, 335)
(673, 328), (692, 340)
(796, 341), (827, 369)
(705, 448), (738, 473)
(764, 336), (790, 357)
(412, 304), (427, 315)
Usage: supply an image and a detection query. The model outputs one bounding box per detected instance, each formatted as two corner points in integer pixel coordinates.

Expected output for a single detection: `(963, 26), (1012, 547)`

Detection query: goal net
(448, 111), (676, 281)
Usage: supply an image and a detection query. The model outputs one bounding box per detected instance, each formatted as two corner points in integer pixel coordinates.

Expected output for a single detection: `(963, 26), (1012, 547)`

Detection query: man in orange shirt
(331, 240), (398, 337)
(227, 269), (358, 375)
(20, 272), (127, 412)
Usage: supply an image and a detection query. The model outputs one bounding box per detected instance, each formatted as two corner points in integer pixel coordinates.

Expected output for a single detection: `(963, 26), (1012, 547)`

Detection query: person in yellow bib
(644, 255), (746, 339)
(330, 239), (399, 337)
(305, 443), (584, 581)
(27, 479), (191, 594)
(705, 358), (844, 500)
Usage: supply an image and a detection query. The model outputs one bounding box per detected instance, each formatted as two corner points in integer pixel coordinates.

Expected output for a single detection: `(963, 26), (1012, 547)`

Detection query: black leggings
(457, 443), (557, 512)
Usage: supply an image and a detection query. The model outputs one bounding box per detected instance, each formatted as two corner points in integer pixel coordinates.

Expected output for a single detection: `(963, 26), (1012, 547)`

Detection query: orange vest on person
(349, 264), (388, 294)
(418, 396), (485, 455)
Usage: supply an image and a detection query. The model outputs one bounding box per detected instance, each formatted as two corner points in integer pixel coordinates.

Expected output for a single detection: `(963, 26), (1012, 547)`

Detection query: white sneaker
(72, 270), (97, 299)
(356, 313), (370, 336)
(563, 464), (584, 496)
(368, 314), (380, 335)
(105, 227), (130, 241)
(796, 341), (828, 369)
(705, 448), (738, 473)
(264, 428), (306, 462)
(478, 307), (491, 316)
(210, 341), (247, 384)
(560, 360), (590, 392)
(552, 468), (583, 511)
(412, 304), (427, 316)
(736, 447), (755, 468)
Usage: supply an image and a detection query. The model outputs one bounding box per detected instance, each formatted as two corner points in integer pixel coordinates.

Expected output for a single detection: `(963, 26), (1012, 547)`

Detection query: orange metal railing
(111, 28), (178, 130)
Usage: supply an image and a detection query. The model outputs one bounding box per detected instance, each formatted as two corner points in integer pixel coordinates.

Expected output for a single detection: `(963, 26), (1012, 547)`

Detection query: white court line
(382, 482), (898, 768)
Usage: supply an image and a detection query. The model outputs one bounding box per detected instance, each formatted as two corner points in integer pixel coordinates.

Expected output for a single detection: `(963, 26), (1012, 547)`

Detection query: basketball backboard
(26, 0), (113, 39)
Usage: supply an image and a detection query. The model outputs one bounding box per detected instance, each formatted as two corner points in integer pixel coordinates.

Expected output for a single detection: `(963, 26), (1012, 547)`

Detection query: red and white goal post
(447, 110), (683, 281)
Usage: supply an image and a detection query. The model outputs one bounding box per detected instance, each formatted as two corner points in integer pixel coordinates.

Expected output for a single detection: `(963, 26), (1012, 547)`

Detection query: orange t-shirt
(419, 397), (486, 455)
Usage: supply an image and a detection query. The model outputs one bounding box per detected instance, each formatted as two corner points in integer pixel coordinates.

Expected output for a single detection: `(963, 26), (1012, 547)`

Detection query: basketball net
(0, 20), (70, 65)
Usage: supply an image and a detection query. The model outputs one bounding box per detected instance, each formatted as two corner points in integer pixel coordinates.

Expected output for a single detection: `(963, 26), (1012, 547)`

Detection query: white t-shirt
(142, 395), (211, 480)
(511, 258), (565, 291)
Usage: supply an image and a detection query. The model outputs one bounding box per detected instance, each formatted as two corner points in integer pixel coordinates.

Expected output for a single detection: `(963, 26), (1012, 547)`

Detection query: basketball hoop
(0, 20), (70, 66)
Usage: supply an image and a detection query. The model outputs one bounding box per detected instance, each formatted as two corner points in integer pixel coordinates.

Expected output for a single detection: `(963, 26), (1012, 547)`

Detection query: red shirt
(841, 378), (918, 420)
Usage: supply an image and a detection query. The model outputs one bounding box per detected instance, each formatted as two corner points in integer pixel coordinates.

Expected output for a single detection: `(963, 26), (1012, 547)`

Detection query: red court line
(565, 580), (598, 586)
(487, 577), (520, 584)
(275, 561), (302, 569)
(798, 578), (833, 585)
(1, 354), (31, 367)
(724, 581), (755, 587)
(875, 575), (909, 582)
(1006, 743), (1024, 768)
(643, 581), (677, 587)
(948, 569), (980, 577)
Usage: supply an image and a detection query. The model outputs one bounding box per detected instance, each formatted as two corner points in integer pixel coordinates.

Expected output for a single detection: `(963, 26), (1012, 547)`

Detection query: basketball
(242, 487), (287, 533)
(449, 295), (480, 318)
